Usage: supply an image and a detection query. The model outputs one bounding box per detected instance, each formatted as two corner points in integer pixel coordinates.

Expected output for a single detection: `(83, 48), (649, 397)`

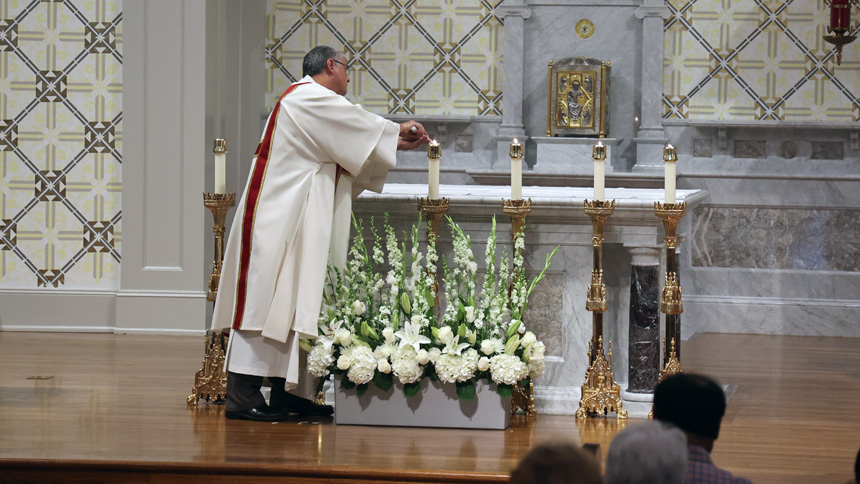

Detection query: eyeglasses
(331, 59), (351, 74)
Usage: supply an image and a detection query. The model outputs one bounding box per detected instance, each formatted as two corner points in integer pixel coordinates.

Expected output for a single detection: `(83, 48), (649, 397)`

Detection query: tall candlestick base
(503, 198), (536, 417)
(418, 197), (449, 296)
(187, 331), (229, 405)
(577, 199), (627, 420)
(655, 202), (686, 379)
(188, 192), (236, 406)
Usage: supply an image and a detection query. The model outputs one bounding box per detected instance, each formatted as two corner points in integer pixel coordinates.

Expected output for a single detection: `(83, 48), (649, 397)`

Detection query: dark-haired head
(302, 45), (338, 77)
(509, 442), (602, 484)
(653, 373), (726, 447)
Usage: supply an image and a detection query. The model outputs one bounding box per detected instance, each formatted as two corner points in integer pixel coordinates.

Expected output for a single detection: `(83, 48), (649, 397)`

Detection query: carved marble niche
(546, 57), (610, 138)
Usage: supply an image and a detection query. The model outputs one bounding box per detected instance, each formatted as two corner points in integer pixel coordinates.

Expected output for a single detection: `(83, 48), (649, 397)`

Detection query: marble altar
(354, 184), (706, 417)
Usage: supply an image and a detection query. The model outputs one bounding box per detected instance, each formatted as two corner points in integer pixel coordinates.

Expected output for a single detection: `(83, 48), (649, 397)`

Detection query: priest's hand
(399, 120), (428, 141)
(397, 121), (430, 150)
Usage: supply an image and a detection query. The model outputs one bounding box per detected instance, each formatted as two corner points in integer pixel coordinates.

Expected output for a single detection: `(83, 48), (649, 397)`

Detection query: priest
(212, 45), (430, 422)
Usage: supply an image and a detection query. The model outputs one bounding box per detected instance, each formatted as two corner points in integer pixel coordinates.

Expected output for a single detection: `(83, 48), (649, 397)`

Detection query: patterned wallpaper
(265, 0), (504, 115)
(664, 0), (860, 121)
(0, 0), (121, 290)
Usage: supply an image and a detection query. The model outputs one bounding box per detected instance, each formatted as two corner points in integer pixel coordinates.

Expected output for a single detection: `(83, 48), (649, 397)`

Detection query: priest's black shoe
(225, 404), (288, 422)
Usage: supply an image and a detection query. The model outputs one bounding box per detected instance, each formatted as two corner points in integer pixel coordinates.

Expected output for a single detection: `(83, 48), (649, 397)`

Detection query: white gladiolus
(517, 323), (526, 334)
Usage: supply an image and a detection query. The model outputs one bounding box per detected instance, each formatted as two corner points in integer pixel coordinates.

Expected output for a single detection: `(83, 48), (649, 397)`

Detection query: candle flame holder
(188, 192), (236, 406)
(502, 198), (536, 417)
(577, 199), (626, 420)
(655, 201), (686, 380)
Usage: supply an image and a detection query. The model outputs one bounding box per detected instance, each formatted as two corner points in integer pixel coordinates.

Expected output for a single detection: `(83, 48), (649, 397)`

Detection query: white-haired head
(605, 421), (688, 484)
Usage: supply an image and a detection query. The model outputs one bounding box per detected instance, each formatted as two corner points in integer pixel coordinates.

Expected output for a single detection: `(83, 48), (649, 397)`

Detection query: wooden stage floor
(0, 332), (858, 483)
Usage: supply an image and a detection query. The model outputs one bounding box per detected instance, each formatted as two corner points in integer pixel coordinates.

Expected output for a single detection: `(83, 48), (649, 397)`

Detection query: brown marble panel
(691, 206), (860, 271)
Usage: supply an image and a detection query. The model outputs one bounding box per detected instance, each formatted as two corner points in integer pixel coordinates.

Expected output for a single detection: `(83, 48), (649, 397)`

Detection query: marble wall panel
(523, 5), (639, 163)
(524, 272), (564, 357)
(691, 206), (860, 271)
(811, 141), (845, 160)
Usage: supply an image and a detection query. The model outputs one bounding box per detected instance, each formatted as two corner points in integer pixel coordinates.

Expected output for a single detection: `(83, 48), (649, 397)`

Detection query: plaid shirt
(687, 444), (753, 484)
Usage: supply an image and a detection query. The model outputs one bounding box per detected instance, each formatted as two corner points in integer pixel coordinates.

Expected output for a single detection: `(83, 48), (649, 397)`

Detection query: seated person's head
(605, 421), (688, 484)
(855, 446), (859, 484)
(653, 373), (726, 451)
(509, 442), (602, 484)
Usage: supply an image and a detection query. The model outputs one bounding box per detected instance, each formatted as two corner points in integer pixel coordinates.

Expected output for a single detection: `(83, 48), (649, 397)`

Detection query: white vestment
(211, 76), (398, 389)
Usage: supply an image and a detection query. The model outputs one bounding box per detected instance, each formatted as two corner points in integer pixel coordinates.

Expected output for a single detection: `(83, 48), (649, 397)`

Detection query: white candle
(664, 144), (677, 204)
(510, 139), (523, 200)
(592, 142), (606, 201)
(213, 139), (227, 194)
(428, 140), (441, 200)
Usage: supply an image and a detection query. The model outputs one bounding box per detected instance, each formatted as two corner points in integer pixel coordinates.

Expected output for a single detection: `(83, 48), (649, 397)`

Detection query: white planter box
(334, 375), (512, 430)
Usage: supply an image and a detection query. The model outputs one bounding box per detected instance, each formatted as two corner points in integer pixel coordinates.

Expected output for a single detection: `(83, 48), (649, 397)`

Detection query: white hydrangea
(392, 346), (423, 384)
(527, 358), (546, 379)
(435, 348), (479, 383)
(344, 345), (376, 385)
(489, 353), (528, 385)
(307, 343), (334, 377)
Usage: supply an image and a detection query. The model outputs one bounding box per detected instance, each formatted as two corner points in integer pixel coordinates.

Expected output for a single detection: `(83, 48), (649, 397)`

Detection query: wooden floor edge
(0, 458), (511, 483)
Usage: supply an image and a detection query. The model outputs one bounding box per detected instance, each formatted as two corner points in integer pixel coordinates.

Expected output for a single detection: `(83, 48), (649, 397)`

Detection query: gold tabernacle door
(546, 57), (610, 138)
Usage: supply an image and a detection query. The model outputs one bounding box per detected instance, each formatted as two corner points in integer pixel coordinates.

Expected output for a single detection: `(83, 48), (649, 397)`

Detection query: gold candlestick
(188, 192), (236, 406)
(655, 201), (686, 379)
(417, 197), (449, 297)
(577, 199), (627, 420)
(503, 198), (536, 417)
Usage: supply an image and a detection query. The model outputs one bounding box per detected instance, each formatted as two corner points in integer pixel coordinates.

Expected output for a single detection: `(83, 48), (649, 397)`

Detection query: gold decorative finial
(213, 138), (227, 154)
(427, 139), (441, 159)
(663, 144), (677, 162)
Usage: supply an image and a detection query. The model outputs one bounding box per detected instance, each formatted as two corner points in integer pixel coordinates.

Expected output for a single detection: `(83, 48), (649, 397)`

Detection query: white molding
(686, 294), (860, 309)
(0, 325), (204, 336)
(635, 6), (670, 19)
(116, 289), (207, 299)
(496, 6), (532, 18)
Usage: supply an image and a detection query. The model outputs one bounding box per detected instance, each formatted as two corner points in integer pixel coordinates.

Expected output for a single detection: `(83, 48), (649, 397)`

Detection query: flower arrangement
(305, 214), (558, 401)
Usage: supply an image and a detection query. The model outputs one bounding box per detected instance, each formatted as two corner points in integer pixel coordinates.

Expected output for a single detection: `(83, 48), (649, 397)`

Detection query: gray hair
(303, 45), (339, 77)
(605, 421), (688, 484)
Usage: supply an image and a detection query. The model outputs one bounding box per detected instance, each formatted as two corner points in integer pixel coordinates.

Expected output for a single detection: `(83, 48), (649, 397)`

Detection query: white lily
(394, 320), (431, 352)
(441, 334), (470, 356)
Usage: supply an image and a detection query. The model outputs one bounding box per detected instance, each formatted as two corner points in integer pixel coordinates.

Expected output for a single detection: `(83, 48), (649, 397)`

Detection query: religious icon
(546, 57), (610, 137)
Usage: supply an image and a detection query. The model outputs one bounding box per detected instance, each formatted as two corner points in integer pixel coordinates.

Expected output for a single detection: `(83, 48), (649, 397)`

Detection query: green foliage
(455, 380), (477, 401)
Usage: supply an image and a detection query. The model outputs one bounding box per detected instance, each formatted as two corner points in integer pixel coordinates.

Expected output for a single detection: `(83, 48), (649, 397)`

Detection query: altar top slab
(359, 184), (707, 210)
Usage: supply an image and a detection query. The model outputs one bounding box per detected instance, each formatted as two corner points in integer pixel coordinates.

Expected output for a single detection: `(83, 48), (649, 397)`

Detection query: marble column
(626, 247), (661, 393)
(633, 1), (670, 172)
(495, 2), (530, 164)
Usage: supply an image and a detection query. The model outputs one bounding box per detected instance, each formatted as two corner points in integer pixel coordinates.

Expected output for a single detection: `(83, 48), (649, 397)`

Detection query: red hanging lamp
(823, 0), (857, 65)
